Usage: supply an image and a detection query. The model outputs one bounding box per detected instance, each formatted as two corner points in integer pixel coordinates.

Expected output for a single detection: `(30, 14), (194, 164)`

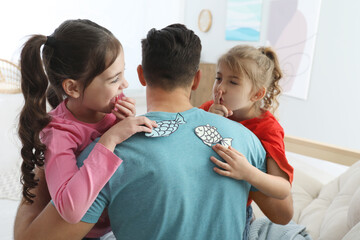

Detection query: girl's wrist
(242, 164), (259, 184)
(98, 134), (116, 152)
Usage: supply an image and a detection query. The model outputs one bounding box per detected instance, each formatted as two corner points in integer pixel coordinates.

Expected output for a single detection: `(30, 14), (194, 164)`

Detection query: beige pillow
(298, 161), (360, 240)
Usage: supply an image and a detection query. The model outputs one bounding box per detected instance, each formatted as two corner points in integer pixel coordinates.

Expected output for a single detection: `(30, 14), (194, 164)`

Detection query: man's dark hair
(141, 24), (202, 90)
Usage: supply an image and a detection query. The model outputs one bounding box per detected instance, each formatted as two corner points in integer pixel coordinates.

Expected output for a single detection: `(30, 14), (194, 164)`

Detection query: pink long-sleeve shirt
(41, 100), (122, 237)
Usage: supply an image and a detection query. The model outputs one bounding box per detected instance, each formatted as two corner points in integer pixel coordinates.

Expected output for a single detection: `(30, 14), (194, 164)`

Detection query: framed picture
(225, 0), (263, 42)
(265, 0), (322, 99)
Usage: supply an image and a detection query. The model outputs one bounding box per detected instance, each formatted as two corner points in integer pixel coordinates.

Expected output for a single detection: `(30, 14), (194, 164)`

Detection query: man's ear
(137, 65), (146, 86)
(251, 87), (266, 102)
(62, 79), (81, 98)
(191, 69), (201, 91)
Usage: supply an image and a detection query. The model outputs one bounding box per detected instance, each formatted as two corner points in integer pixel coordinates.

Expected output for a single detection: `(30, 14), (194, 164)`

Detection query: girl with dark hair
(200, 45), (294, 239)
(18, 19), (157, 239)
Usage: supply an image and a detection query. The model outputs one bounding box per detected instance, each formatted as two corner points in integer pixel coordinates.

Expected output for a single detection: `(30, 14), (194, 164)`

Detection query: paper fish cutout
(195, 124), (232, 147)
(145, 113), (186, 137)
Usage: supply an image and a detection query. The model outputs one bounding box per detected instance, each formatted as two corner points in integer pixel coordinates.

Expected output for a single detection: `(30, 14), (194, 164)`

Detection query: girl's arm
(15, 202), (94, 240)
(250, 156), (293, 224)
(44, 116), (157, 224)
(250, 188), (293, 225)
(14, 167), (94, 240)
(14, 167), (50, 239)
(210, 144), (291, 200)
(44, 134), (120, 224)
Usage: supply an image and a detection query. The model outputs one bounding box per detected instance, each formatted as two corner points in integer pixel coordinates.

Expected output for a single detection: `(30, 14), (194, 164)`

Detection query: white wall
(0, 0), (184, 91)
(2, 0), (360, 151)
(184, 0), (360, 151)
(0, 0), (184, 169)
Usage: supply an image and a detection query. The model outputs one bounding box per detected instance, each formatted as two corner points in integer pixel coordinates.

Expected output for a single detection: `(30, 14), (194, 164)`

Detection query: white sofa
(291, 159), (360, 240)
(252, 151), (360, 240)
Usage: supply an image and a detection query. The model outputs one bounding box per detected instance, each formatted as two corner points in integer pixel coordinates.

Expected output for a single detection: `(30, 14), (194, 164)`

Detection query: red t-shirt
(199, 100), (294, 205)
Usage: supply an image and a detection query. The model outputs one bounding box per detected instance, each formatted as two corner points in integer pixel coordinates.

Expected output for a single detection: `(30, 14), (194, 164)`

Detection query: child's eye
(111, 77), (119, 83)
(230, 81), (238, 85)
(215, 77), (222, 82)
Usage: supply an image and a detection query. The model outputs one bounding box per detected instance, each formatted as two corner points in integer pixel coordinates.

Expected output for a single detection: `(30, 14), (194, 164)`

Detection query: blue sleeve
(76, 138), (99, 168)
(81, 190), (109, 223)
(250, 137), (267, 192)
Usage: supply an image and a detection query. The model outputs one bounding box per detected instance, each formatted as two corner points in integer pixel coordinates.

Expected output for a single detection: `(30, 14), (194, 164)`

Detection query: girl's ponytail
(18, 35), (51, 203)
(259, 47), (282, 113)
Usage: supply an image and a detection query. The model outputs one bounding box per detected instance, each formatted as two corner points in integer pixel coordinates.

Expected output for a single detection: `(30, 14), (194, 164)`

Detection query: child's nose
(217, 83), (225, 93)
(120, 79), (129, 89)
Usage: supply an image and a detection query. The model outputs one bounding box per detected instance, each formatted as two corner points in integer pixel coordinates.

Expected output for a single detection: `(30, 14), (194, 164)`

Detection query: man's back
(80, 108), (266, 239)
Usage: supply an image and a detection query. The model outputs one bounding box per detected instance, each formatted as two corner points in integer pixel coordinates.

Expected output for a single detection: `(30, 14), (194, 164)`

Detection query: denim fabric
(243, 205), (253, 240)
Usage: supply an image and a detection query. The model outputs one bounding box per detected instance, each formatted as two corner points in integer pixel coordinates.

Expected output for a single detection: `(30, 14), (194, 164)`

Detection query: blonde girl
(200, 45), (294, 239)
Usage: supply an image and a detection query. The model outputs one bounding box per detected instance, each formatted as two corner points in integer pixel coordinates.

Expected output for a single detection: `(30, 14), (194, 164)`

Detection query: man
(14, 24), (267, 240)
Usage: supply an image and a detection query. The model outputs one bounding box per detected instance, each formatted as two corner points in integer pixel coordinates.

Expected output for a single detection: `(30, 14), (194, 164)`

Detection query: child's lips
(111, 93), (125, 104)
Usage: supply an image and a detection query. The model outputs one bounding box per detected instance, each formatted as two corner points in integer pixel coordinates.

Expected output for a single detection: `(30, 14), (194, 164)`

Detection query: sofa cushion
(342, 221), (360, 240)
(347, 177), (360, 229)
(297, 160), (360, 240)
(291, 168), (323, 223)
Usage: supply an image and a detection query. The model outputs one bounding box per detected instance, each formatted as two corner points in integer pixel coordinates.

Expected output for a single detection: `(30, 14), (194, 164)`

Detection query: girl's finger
(214, 144), (241, 160)
(120, 96), (136, 105)
(211, 104), (229, 117)
(217, 90), (223, 104)
(151, 121), (158, 128)
(117, 99), (136, 110)
(228, 146), (245, 157)
(135, 116), (157, 127)
(115, 104), (134, 117)
(210, 156), (230, 170)
(212, 144), (234, 164)
(213, 109), (226, 117)
(117, 98), (136, 113)
(137, 125), (153, 133)
(213, 167), (231, 177)
(142, 119), (158, 130)
(214, 90), (222, 104)
(112, 109), (126, 120)
(217, 105), (230, 117)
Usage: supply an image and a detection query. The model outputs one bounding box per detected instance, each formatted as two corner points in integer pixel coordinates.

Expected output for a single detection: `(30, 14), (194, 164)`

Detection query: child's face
(213, 62), (255, 112)
(82, 51), (128, 114)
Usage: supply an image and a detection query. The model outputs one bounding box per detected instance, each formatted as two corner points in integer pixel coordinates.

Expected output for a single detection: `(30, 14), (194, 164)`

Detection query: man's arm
(14, 167), (94, 240)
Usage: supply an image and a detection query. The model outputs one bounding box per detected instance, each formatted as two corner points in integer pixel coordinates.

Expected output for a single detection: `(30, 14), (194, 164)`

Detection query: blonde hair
(218, 45), (282, 116)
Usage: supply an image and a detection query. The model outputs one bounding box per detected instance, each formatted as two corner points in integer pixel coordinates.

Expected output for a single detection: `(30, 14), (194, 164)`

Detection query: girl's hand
(209, 91), (233, 117)
(112, 96), (136, 120)
(210, 144), (252, 181)
(99, 116), (158, 151)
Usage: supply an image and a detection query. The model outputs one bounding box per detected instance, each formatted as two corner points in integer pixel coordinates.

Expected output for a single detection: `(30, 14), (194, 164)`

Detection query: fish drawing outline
(145, 113), (186, 137)
(194, 124), (232, 147)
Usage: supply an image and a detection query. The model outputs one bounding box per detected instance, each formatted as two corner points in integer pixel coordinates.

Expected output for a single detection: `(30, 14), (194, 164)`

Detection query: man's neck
(146, 86), (194, 113)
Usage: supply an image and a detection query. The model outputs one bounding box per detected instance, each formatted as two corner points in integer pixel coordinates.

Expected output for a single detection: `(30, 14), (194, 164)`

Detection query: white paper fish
(145, 113), (186, 137)
(195, 124), (232, 147)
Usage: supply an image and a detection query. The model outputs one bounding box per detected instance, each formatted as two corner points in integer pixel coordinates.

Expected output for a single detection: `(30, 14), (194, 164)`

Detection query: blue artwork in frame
(225, 0), (263, 41)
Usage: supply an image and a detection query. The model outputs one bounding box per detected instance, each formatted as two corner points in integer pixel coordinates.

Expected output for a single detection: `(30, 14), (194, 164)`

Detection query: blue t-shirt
(78, 108), (266, 240)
